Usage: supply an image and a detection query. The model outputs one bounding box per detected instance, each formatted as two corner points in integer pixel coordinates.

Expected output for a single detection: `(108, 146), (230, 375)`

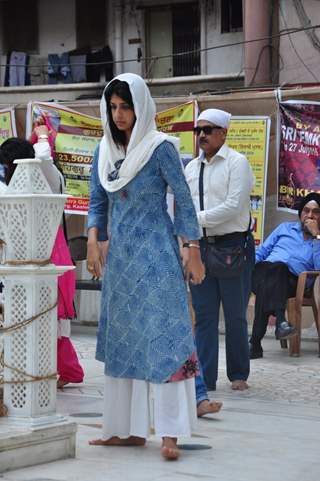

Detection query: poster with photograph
(26, 101), (102, 214)
(227, 116), (270, 245)
(277, 100), (320, 212)
(156, 100), (198, 166)
(0, 107), (17, 145)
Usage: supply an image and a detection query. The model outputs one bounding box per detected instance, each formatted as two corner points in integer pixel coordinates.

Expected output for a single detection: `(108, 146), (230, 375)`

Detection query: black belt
(204, 232), (246, 244)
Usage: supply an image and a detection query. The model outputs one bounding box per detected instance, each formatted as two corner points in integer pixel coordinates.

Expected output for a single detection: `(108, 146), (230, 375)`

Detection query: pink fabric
(51, 226), (75, 320)
(30, 116), (56, 157)
(169, 351), (199, 382)
(57, 337), (84, 383)
(51, 226), (84, 382)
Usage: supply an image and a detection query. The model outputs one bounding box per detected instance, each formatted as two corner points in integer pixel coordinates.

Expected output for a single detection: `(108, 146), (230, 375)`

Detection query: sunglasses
(193, 126), (223, 136)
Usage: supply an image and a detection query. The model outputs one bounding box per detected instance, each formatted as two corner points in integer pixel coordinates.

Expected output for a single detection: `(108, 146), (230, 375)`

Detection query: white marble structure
(0, 159), (76, 472)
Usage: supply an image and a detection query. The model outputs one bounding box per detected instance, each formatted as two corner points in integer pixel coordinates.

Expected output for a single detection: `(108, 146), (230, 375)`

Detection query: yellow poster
(227, 117), (270, 245)
(26, 101), (102, 214)
(0, 108), (17, 146)
(156, 101), (198, 165)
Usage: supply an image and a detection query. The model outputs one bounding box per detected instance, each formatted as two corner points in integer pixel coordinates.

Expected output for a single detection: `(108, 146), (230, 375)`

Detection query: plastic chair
(67, 236), (102, 291)
(281, 271), (320, 357)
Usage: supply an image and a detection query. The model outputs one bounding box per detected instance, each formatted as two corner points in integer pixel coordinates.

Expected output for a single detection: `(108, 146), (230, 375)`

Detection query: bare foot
(57, 379), (69, 389)
(197, 399), (223, 417)
(89, 436), (146, 446)
(161, 437), (180, 460)
(231, 380), (249, 391)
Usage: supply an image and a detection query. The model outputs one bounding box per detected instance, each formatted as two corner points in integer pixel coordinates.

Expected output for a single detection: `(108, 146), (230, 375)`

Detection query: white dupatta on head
(98, 73), (179, 192)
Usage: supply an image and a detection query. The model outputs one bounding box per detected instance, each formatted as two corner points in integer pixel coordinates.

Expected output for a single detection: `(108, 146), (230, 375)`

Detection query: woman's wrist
(188, 247), (201, 258)
(187, 240), (200, 249)
(87, 228), (99, 245)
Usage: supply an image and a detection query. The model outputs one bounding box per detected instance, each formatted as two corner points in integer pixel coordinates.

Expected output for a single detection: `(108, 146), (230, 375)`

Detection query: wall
(0, 2), (3, 54)
(204, 0), (244, 76)
(0, 0), (244, 84)
(4, 85), (320, 327)
(0, 83), (104, 106)
(38, 0), (77, 55)
(7, 84), (320, 236)
(117, 0), (244, 78)
(279, 0), (320, 85)
(120, 2), (144, 75)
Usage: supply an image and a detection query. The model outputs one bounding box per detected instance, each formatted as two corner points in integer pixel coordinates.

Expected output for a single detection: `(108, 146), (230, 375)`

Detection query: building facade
(0, 0), (244, 89)
(0, 0), (320, 93)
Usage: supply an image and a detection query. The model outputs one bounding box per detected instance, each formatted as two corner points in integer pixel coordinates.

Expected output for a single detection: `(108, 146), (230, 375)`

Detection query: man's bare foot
(197, 399), (223, 417)
(161, 437), (180, 460)
(89, 436), (146, 446)
(231, 380), (249, 391)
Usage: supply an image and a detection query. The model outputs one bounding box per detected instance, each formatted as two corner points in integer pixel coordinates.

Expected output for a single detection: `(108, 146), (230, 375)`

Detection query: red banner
(278, 101), (320, 211)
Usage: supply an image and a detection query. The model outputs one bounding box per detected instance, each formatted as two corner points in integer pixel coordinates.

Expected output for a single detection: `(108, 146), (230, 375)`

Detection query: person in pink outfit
(0, 126), (84, 388)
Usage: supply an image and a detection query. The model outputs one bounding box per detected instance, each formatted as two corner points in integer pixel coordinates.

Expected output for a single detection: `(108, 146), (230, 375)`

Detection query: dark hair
(0, 137), (35, 184)
(104, 80), (135, 147)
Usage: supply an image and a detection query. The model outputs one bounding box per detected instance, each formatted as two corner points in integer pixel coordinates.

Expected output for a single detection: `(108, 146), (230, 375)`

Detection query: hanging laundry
(28, 56), (48, 85)
(70, 55), (87, 83)
(9, 51), (27, 86)
(0, 55), (7, 87)
(87, 46), (113, 82)
(48, 53), (72, 84)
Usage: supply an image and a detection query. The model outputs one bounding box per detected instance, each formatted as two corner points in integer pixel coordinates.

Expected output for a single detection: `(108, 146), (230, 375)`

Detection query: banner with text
(0, 107), (17, 145)
(227, 117), (270, 245)
(156, 100), (198, 165)
(278, 100), (320, 212)
(26, 101), (102, 214)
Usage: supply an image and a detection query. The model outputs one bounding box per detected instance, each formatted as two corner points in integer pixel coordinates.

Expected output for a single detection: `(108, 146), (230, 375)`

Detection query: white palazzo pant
(102, 375), (197, 440)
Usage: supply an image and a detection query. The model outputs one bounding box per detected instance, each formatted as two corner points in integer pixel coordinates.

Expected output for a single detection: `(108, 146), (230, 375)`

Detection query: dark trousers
(250, 261), (298, 346)
(190, 233), (255, 388)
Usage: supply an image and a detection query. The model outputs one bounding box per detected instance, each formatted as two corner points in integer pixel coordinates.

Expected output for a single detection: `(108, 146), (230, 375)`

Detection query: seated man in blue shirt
(250, 193), (320, 359)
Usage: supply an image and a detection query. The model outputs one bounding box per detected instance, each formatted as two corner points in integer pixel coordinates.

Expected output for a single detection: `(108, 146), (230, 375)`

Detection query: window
(172, 3), (200, 76)
(76, 0), (106, 49)
(221, 0), (243, 33)
(1, 0), (38, 53)
(145, 2), (200, 78)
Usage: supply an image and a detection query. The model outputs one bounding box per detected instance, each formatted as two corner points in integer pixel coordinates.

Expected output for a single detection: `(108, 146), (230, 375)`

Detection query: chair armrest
(296, 271), (320, 305)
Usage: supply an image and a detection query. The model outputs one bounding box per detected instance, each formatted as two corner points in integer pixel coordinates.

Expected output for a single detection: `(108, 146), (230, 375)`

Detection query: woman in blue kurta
(87, 73), (205, 460)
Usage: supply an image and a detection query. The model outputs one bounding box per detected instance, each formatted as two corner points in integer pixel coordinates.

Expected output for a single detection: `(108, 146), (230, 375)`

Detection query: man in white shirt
(185, 108), (255, 391)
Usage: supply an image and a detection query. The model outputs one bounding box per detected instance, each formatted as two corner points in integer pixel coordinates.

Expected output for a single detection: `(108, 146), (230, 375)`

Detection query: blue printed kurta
(88, 141), (200, 383)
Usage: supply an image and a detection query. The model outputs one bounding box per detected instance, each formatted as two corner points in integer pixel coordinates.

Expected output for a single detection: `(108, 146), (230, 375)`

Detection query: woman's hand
(34, 125), (49, 140)
(98, 240), (109, 266)
(87, 240), (105, 279)
(87, 228), (106, 279)
(185, 247), (206, 285)
(180, 245), (189, 268)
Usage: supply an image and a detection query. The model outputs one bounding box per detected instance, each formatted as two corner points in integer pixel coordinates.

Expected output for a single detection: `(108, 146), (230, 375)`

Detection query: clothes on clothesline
(48, 53), (72, 84)
(69, 55), (87, 83)
(87, 45), (113, 82)
(7, 51), (29, 86)
(2, 46), (114, 86)
(28, 55), (48, 85)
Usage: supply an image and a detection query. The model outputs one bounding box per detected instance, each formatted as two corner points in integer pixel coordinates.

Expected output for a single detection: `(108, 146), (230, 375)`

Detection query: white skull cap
(197, 108), (231, 129)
